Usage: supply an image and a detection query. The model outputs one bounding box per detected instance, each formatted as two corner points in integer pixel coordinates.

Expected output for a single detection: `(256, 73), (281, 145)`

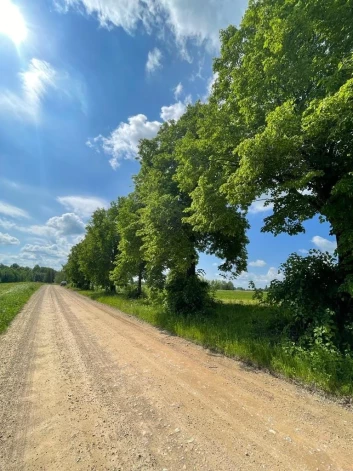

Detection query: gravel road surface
(0, 285), (352, 471)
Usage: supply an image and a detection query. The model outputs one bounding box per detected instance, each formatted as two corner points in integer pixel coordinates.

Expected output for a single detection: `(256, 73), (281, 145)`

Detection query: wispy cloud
(311, 236), (337, 253)
(248, 195), (274, 214)
(248, 259), (266, 267)
(298, 249), (309, 255)
(203, 72), (218, 100)
(0, 58), (56, 121)
(57, 196), (109, 218)
(0, 200), (30, 219)
(0, 232), (20, 245)
(174, 82), (183, 100)
(146, 47), (162, 74)
(21, 59), (56, 110)
(58, 0), (247, 55)
(235, 267), (283, 289)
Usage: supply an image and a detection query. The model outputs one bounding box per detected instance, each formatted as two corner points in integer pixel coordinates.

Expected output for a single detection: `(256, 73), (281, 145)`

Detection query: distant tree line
(0, 264), (58, 284)
(208, 280), (246, 291)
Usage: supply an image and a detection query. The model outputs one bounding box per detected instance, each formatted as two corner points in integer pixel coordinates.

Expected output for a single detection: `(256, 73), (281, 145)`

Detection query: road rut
(0, 285), (352, 470)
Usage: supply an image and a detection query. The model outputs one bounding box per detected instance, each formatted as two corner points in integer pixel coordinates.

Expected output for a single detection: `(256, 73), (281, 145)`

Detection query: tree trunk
(186, 261), (196, 278)
(137, 264), (143, 297)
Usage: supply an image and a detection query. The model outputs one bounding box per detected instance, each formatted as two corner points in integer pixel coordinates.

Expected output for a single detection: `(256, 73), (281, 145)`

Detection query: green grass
(0, 282), (42, 334)
(214, 289), (259, 304)
(77, 288), (353, 398)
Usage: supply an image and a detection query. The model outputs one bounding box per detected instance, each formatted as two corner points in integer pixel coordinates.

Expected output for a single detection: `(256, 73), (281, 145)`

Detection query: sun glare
(0, 0), (27, 45)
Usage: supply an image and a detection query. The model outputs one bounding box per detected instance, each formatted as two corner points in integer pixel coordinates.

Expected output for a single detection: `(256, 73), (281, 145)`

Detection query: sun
(0, 0), (27, 45)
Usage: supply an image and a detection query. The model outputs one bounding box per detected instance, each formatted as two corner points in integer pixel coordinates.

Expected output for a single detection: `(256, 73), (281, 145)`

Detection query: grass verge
(77, 289), (353, 398)
(0, 282), (42, 334)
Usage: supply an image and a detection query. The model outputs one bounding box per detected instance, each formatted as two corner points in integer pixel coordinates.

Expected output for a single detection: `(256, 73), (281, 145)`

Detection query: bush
(165, 272), (214, 314)
(267, 250), (353, 351)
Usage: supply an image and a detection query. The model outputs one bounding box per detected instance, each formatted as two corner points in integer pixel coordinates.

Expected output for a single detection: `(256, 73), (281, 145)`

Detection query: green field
(0, 282), (42, 334)
(214, 290), (258, 304)
(76, 288), (353, 397)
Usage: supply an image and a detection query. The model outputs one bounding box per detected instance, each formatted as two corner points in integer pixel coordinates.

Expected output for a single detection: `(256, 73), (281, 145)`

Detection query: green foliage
(64, 242), (89, 289)
(165, 272), (214, 314)
(54, 270), (67, 284)
(0, 282), (41, 333)
(0, 263), (57, 283)
(266, 251), (353, 350)
(134, 106), (248, 308)
(209, 279), (235, 291)
(110, 194), (146, 295)
(79, 203), (119, 290)
(212, 0), (353, 302)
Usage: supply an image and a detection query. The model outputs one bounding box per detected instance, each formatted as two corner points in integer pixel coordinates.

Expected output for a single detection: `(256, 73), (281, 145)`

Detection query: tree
(64, 242), (89, 289)
(135, 106), (248, 312)
(79, 203), (120, 290)
(175, 101), (249, 275)
(0, 264), (57, 283)
(110, 194), (146, 296)
(54, 270), (67, 284)
(212, 0), (353, 319)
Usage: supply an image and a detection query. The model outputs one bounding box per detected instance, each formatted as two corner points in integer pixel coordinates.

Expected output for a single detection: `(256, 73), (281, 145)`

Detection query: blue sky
(0, 0), (337, 287)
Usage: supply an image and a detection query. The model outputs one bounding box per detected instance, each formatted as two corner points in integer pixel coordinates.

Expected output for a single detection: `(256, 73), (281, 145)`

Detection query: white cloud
(235, 266), (283, 289)
(88, 95), (191, 168)
(0, 212), (86, 239)
(46, 213), (85, 235)
(21, 59), (56, 110)
(57, 196), (109, 218)
(249, 195), (274, 214)
(146, 47), (162, 74)
(204, 71), (218, 100)
(17, 242), (70, 269)
(311, 236), (337, 253)
(0, 232), (20, 245)
(21, 243), (67, 258)
(174, 82), (183, 99)
(298, 249), (309, 255)
(88, 115), (161, 169)
(59, 0), (247, 54)
(160, 100), (186, 121)
(0, 218), (16, 230)
(0, 211), (88, 269)
(248, 259), (266, 268)
(0, 201), (30, 219)
(0, 58), (56, 121)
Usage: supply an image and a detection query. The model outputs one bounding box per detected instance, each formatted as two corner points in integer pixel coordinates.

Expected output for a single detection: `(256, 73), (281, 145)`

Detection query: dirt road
(0, 285), (352, 471)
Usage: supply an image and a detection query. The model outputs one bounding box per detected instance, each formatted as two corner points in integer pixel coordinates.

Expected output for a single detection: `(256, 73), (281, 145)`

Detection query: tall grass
(0, 282), (41, 334)
(78, 289), (353, 397)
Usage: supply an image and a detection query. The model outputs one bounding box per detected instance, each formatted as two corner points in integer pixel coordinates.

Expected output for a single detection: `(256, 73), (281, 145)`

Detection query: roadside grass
(0, 282), (42, 334)
(77, 289), (353, 397)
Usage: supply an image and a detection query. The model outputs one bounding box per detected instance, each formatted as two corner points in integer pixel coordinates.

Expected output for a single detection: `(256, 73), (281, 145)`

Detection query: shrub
(267, 250), (353, 351)
(165, 272), (214, 314)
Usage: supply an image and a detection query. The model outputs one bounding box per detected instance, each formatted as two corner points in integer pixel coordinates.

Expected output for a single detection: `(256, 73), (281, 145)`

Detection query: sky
(0, 0), (337, 287)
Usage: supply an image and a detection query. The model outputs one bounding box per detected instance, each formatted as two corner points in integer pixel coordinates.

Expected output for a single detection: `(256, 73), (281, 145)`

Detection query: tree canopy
(209, 0), (353, 296)
(64, 0), (353, 340)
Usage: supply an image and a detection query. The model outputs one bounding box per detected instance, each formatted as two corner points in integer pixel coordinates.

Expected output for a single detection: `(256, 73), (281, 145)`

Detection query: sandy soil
(0, 285), (352, 471)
